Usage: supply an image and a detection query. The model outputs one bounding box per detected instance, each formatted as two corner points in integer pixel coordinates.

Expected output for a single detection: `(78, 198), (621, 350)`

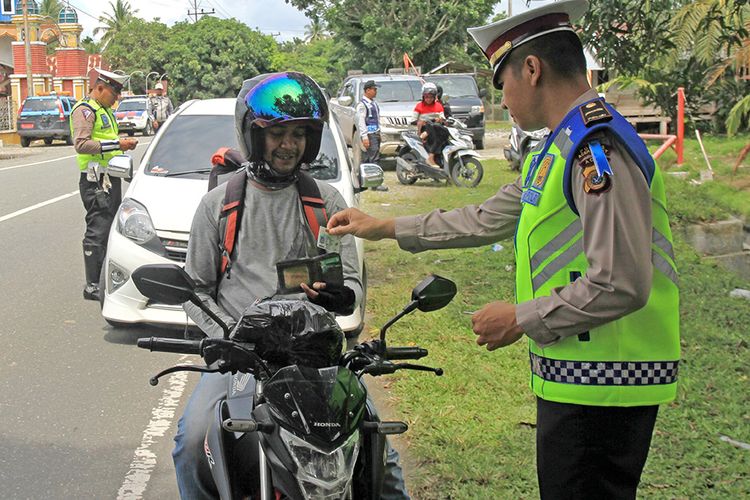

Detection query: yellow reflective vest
(70, 98), (121, 172)
(516, 99), (680, 407)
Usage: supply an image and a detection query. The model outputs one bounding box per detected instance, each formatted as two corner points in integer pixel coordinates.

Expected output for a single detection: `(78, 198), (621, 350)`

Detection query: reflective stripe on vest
(515, 99), (680, 407)
(71, 99), (121, 171)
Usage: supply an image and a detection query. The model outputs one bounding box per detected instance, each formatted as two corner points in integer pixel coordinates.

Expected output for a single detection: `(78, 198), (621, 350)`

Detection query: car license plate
(20, 123), (34, 129)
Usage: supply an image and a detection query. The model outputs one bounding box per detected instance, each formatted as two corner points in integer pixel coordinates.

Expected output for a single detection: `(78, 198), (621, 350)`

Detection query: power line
(204, 0), (232, 19)
(187, 0), (214, 22)
(66, 0), (100, 22)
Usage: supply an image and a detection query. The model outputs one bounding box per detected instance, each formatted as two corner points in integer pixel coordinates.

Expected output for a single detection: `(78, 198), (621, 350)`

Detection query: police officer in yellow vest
(325, 1), (680, 498)
(71, 68), (139, 300)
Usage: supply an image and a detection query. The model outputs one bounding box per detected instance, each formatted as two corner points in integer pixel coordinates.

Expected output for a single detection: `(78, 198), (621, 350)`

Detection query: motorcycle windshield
(263, 365), (367, 446)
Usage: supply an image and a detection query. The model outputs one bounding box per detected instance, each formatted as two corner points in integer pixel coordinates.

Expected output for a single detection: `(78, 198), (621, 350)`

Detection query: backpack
(209, 148), (328, 279)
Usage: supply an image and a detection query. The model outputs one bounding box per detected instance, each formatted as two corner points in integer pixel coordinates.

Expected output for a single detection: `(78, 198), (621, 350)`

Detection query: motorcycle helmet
(421, 82), (438, 98)
(235, 72), (329, 187)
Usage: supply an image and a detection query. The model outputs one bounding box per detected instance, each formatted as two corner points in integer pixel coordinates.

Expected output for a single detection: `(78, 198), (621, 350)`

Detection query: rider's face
(263, 123), (307, 174)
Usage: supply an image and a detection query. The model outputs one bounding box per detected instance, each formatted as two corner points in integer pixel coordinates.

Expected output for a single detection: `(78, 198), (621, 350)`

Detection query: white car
(114, 97), (155, 136)
(100, 98), (383, 336)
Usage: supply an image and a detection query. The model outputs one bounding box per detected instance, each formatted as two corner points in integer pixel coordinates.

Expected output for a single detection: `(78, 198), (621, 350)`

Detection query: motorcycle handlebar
(137, 337), (201, 355)
(384, 346), (428, 360)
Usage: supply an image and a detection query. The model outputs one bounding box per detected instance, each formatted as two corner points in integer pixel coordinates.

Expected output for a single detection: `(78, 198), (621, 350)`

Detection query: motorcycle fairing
(263, 365), (367, 449)
(205, 399), (235, 500)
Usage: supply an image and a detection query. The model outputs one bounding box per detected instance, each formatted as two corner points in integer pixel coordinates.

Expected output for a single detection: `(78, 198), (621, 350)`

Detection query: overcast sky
(70, 0), (312, 41)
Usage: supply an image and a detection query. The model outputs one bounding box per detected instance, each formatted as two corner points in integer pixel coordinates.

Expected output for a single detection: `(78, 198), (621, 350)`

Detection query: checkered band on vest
(530, 353), (678, 386)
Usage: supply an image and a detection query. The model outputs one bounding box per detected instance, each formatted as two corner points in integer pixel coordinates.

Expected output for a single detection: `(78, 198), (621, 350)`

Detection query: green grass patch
(486, 120), (513, 131)
(361, 160), (749, 498)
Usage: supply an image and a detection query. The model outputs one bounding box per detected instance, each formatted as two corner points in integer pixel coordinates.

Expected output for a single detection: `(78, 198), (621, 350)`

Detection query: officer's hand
(119, 138), (138, 151)
(327, 208), (395, 241)
(362, 136), (370, 148)
(153, 120), (159, 130)
(471, 301), (524, 351)
(301, 282), (356, 315)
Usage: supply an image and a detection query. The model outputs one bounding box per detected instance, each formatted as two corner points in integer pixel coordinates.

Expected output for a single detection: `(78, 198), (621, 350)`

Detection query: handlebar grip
(384, 346), (428, 360)
(136, 337), (201, 355)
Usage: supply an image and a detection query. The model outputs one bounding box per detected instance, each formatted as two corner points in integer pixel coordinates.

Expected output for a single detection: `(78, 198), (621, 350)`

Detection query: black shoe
(83, 283), (100, 301)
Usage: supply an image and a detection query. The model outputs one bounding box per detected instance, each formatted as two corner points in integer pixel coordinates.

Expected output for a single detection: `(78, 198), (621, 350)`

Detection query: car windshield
(22, 99), (58, 112)
(424, 76), (478, 98)
(117, 100), (147, 111)
(376, 80), (423, 102)
(146, 114), (340, 181)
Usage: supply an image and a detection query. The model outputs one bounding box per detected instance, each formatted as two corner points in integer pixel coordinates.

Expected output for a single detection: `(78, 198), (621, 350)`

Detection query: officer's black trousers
(362, 132), (381, 165)
(536, 397), (658, 500)
(79, 172), (121, 283)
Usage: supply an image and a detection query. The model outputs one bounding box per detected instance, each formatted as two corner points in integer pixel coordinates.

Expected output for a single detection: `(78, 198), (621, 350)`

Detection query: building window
(2, 0), (15, 15)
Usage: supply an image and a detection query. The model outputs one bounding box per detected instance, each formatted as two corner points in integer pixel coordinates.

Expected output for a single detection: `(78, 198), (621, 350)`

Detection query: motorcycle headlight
(117, 198), (156, 244)
(280, 428), (359, 499)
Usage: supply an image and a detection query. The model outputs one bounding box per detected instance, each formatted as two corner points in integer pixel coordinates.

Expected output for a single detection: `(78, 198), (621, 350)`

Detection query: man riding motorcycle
(412, 82), (449, 167)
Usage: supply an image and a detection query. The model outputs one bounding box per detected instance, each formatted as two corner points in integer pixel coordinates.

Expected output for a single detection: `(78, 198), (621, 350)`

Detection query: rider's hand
(119, 138), (138, 151)
(471, 301), (524, 351)
(362, 136), (370, 149)
(327, 208), (395, 241)
(301, 282), (356, 315)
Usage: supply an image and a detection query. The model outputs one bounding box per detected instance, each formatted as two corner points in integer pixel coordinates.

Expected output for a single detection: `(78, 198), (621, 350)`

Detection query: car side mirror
(107, 155), (133, 180)
(442, 94), (451, 103)
(337, 95), (353, 107)
(411, 274), (457, 312)
(132, 264), (196, 305)
(478, 88), (487, 98)
(356, 163), (383, 193)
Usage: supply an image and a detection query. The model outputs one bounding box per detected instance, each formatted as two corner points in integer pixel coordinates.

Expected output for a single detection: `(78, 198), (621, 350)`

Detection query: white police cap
(89, 67), (129, 92)
(468, 0), (588, 83)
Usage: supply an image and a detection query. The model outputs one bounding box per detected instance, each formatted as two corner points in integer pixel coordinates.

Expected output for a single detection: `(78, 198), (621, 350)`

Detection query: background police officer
(325, 1), (680, 498)
(149, 82), (174, 130)
(355, 79), (381, 165)
(71, 68), (138, 300)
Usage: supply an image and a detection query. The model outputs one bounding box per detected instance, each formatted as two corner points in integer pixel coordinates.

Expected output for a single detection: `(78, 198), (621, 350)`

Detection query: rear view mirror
(412, 275), (457, 312)
(358, 163), (384, 190)
(107, 155), (133, 180)
(132, 264), (196, 305)
(337, 95), (353, 107)
(478, 88), (487, 98)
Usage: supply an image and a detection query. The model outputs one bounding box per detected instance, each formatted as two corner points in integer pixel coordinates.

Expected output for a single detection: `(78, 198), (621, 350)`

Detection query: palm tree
(303, 15), (327, 43)
(39, 0), (64, 20)
(94, 0), (138, 50)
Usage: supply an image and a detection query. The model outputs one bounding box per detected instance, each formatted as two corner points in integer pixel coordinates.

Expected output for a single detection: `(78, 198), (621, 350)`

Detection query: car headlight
(117, 198), (156, 244)
(280, 428), (359, 499)
(471, 105), (484, 114)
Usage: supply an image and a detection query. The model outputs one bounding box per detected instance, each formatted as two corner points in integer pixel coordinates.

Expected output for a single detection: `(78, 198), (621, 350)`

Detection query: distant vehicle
(330, 74), (423, 164)
(100, 98), (383, 338)
(114, 98), (154, 136)
(504, 125), (548, 171)
(423, 73), (486, 149)
(16, 93), (76, 147)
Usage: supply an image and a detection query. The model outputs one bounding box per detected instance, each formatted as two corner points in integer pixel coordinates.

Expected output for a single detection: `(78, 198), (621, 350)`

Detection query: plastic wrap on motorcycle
(263, 365), (367, 448)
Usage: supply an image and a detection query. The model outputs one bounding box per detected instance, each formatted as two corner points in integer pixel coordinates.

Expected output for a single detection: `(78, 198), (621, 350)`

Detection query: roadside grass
(485, 120), (513, 131)
(361, 161), (749, 499)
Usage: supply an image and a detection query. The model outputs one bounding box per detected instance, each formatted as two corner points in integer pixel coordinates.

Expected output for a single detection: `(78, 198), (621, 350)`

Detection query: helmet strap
(246, 160), (299, 190)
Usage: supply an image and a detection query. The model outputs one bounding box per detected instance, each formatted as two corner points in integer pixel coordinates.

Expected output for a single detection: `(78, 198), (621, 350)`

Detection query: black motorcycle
(132, 263), (455, 500)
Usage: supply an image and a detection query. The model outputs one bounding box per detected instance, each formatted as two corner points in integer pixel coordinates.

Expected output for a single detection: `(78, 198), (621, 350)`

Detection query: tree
(286, 0), (498, 72)
(303, 14), (327, 42)
(94, 0), (138, 50)
(162, 17), (279, 103)
(39, 0), (63, 19)
(103, 18), (169, 92)
(272, 37), (350, 92)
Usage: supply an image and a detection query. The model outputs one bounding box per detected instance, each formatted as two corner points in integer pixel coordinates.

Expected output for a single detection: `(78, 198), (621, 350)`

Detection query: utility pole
(22, 0), (33, 97)
(187, 0), (214, 22)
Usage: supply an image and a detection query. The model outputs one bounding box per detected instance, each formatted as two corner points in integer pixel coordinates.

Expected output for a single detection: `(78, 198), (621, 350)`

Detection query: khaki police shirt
(394, 88), (653, 347)
(71, 101), (104, 155)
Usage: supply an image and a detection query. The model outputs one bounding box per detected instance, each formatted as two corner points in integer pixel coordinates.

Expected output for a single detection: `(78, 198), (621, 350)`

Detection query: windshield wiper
(160, 168), (214, 177)
(304, 163), (331, 171)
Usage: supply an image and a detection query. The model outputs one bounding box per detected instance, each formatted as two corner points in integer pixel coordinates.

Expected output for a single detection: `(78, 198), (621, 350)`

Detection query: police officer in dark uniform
(355, 80), (381, 165)
(326, 1), (681, 498)
(71, 68), (138, 300)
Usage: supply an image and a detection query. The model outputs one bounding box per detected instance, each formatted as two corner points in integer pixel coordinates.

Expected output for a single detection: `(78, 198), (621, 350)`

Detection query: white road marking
(117, 358), (191, 499)
(0, 140), (151, 173)
(0, 190), (79, 223)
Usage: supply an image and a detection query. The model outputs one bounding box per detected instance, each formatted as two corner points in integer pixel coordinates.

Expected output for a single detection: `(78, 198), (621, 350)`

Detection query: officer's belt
(530, 352), (679, 386)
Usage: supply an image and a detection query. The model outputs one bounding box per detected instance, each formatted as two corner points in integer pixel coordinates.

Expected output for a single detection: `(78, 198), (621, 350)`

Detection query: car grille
(384, 116), (410, 126)
(160, 237), (188, 262)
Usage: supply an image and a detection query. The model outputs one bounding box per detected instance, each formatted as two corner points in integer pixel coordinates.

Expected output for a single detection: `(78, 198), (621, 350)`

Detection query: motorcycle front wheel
(451, 157), (483, 188)
(396, 153), (419, 185)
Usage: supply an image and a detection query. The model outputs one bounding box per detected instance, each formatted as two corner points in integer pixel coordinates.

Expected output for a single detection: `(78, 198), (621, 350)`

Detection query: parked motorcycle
(132, 263), (456, 500)
(503, 124), (549, 171)
(395, 117), (484, 188)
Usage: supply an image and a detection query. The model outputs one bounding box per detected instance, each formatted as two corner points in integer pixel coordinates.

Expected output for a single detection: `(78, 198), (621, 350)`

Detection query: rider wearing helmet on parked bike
(412, 82), (449, 167)
(174, 72), (410, 500)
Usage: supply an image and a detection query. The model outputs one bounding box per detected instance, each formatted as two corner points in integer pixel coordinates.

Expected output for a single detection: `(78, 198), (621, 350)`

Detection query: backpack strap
(297, 171), (328, 255)
(218, 170), (247, 277)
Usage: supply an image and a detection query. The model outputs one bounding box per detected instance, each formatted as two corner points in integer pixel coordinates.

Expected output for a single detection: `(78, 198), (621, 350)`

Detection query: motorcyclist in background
(412, 82), (449, 167)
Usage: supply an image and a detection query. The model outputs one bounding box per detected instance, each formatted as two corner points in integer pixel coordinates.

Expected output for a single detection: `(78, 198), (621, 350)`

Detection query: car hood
(445, 96), (482, 113)
(377, 101), (417, 117)
(125, 173), (208, 233)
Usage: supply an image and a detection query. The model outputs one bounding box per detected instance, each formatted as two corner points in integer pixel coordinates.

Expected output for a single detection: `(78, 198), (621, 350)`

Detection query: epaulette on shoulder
(579, 100), (612, 127)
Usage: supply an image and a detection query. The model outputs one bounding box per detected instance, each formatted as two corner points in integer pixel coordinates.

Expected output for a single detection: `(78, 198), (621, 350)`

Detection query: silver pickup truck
(329, 74), (422, 164)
